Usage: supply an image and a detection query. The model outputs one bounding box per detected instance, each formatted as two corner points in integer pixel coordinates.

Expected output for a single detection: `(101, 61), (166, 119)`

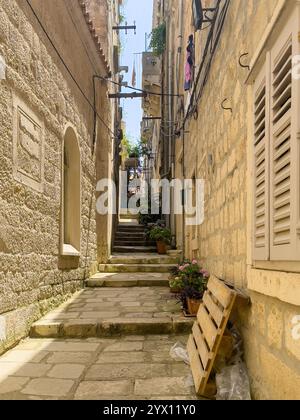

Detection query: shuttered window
(253, 7), (300, 262)
(270, 38), (293, 257)
(253, 65), (270, 261)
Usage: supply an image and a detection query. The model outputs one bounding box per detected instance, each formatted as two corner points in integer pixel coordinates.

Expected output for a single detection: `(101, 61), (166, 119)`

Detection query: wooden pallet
(187, 276), (239, 398)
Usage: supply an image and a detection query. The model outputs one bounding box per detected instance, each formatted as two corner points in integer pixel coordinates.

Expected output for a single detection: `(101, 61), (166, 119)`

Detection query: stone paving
(0, 335), (199, 400)
(0, 226), (198, 400)
(31, 287), (193, 338)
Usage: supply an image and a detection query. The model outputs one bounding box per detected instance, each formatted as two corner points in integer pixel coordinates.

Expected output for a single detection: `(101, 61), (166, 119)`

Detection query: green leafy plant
(129, 144), (140, 158)
(169, 276), (184, 291)
(120, 135), (143, 160)
(148, 226), (171, 244)
(119, 11), (126, 24)
(149, 22), (166, 56)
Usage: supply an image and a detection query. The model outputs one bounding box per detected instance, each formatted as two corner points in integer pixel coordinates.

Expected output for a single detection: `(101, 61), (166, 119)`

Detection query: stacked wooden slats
(187, 276), (237, 398)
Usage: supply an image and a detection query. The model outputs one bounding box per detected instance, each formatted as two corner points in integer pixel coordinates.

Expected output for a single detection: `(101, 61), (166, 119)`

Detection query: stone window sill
(248, 265), (300, 306)
(61, 244), (80, 257)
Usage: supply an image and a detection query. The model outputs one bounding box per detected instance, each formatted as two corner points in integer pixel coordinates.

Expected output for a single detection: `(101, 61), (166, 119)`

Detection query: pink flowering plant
(169, 259), (209, 294)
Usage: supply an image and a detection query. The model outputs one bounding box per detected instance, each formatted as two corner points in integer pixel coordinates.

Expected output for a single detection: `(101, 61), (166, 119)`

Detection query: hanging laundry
(132, 58), (137, 87)
(184, 34), (194, 91)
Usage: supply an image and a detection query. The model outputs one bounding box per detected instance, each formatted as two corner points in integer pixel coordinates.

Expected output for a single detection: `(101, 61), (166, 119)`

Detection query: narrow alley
(0, 0), (300, 403)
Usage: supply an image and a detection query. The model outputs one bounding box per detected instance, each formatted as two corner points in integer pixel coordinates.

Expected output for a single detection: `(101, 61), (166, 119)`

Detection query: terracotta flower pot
(187, 298), (201, 316)
(170, 287), (182, 294)
(156, 240), (167, 254)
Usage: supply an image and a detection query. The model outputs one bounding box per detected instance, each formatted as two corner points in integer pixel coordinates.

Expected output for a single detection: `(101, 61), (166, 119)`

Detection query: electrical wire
(25, 0), (117, 140)
(96, 75), (183, 97)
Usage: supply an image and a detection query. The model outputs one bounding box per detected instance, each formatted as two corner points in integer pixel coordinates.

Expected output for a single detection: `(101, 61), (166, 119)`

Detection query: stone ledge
(248, 267), (300, 306)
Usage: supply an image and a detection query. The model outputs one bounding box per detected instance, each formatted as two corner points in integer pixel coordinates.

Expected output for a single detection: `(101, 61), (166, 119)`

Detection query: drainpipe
(167, 15), (172, 231)
(177, 0), (184, 256)
(182, 121), (186, 260)
(161, 0), (166, 225)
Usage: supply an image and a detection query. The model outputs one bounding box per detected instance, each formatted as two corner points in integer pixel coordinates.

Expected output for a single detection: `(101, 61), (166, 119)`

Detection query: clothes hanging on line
(184, 35), (194, 91)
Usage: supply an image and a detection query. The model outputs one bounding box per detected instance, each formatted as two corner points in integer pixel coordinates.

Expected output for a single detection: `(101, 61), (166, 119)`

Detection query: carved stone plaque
(13, 95), (44, 192)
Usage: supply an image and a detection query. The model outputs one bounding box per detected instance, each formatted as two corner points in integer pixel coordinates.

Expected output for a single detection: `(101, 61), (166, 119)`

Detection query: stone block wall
(172, 0), (300, 399)
(0, 0), (112, 354)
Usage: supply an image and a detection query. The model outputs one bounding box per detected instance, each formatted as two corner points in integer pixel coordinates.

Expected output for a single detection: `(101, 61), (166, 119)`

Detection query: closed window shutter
(270, 10), (300, 261)
(253, 64), (270, 260)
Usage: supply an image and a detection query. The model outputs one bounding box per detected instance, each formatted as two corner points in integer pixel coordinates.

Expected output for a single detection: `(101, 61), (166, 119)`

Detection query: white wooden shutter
(253, 64), (270, 261)
(270, 9), (300, 261)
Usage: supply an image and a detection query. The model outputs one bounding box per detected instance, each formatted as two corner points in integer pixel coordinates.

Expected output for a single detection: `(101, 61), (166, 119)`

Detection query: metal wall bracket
(202, 8), (217, 23)
(113, 21), (136, 35)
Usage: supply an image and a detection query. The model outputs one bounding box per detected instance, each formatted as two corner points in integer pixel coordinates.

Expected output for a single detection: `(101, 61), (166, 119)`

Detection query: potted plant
(148, 226), (172, 254)
(169, 265), (182, 293)
(176, 260), (210, 316)
(169, 276), (184, 294)
(185, 286), (203, 316)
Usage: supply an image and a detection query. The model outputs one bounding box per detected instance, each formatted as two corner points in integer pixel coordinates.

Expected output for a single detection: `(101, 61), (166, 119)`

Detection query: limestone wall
(0, 0), (112, 354)
(170, 0), (300, 399)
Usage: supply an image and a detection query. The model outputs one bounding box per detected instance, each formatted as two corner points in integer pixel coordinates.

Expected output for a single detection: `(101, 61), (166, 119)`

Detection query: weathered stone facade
(0, 0), (118, 354)
(152, 0), (300, 400)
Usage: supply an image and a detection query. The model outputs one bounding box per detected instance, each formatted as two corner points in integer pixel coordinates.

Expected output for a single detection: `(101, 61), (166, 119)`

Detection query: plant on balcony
(150, 22), (166, 56)
(129, 144), (140, 158)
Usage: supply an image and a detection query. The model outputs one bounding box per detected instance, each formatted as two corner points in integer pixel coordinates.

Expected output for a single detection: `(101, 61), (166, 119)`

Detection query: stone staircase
(113, 221), (156, 253)
(30, 221), (192, 339)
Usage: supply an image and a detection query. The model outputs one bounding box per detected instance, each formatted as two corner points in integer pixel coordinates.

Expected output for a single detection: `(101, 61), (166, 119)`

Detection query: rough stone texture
(47, 364), (85, 379)
(0, 336), (199, 400)
(134, 377), (192, 397)
(0, 0), (116, 355)
(22, 378), (75, 397)
(161, 0), (300, 400)
(29, 287), (193, 338)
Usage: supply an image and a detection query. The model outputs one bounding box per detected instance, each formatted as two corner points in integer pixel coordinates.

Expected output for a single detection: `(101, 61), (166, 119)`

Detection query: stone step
(29, 287), (193, 339)
(108, 255), (178, 265)
(98, 263), (175, 273)
(115, 231), (145, 236)
(31, 317), (193, 339)
(113, 246), (157, 253)
(119, 214), (139, 219)
(116, 231), (146, 236)
(114, 237), (148, 242)
(86, 272), (170, 287)
(114, 242), (154, 247)
(117, 226), (145, 232)
(115, 235), (146, 241)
